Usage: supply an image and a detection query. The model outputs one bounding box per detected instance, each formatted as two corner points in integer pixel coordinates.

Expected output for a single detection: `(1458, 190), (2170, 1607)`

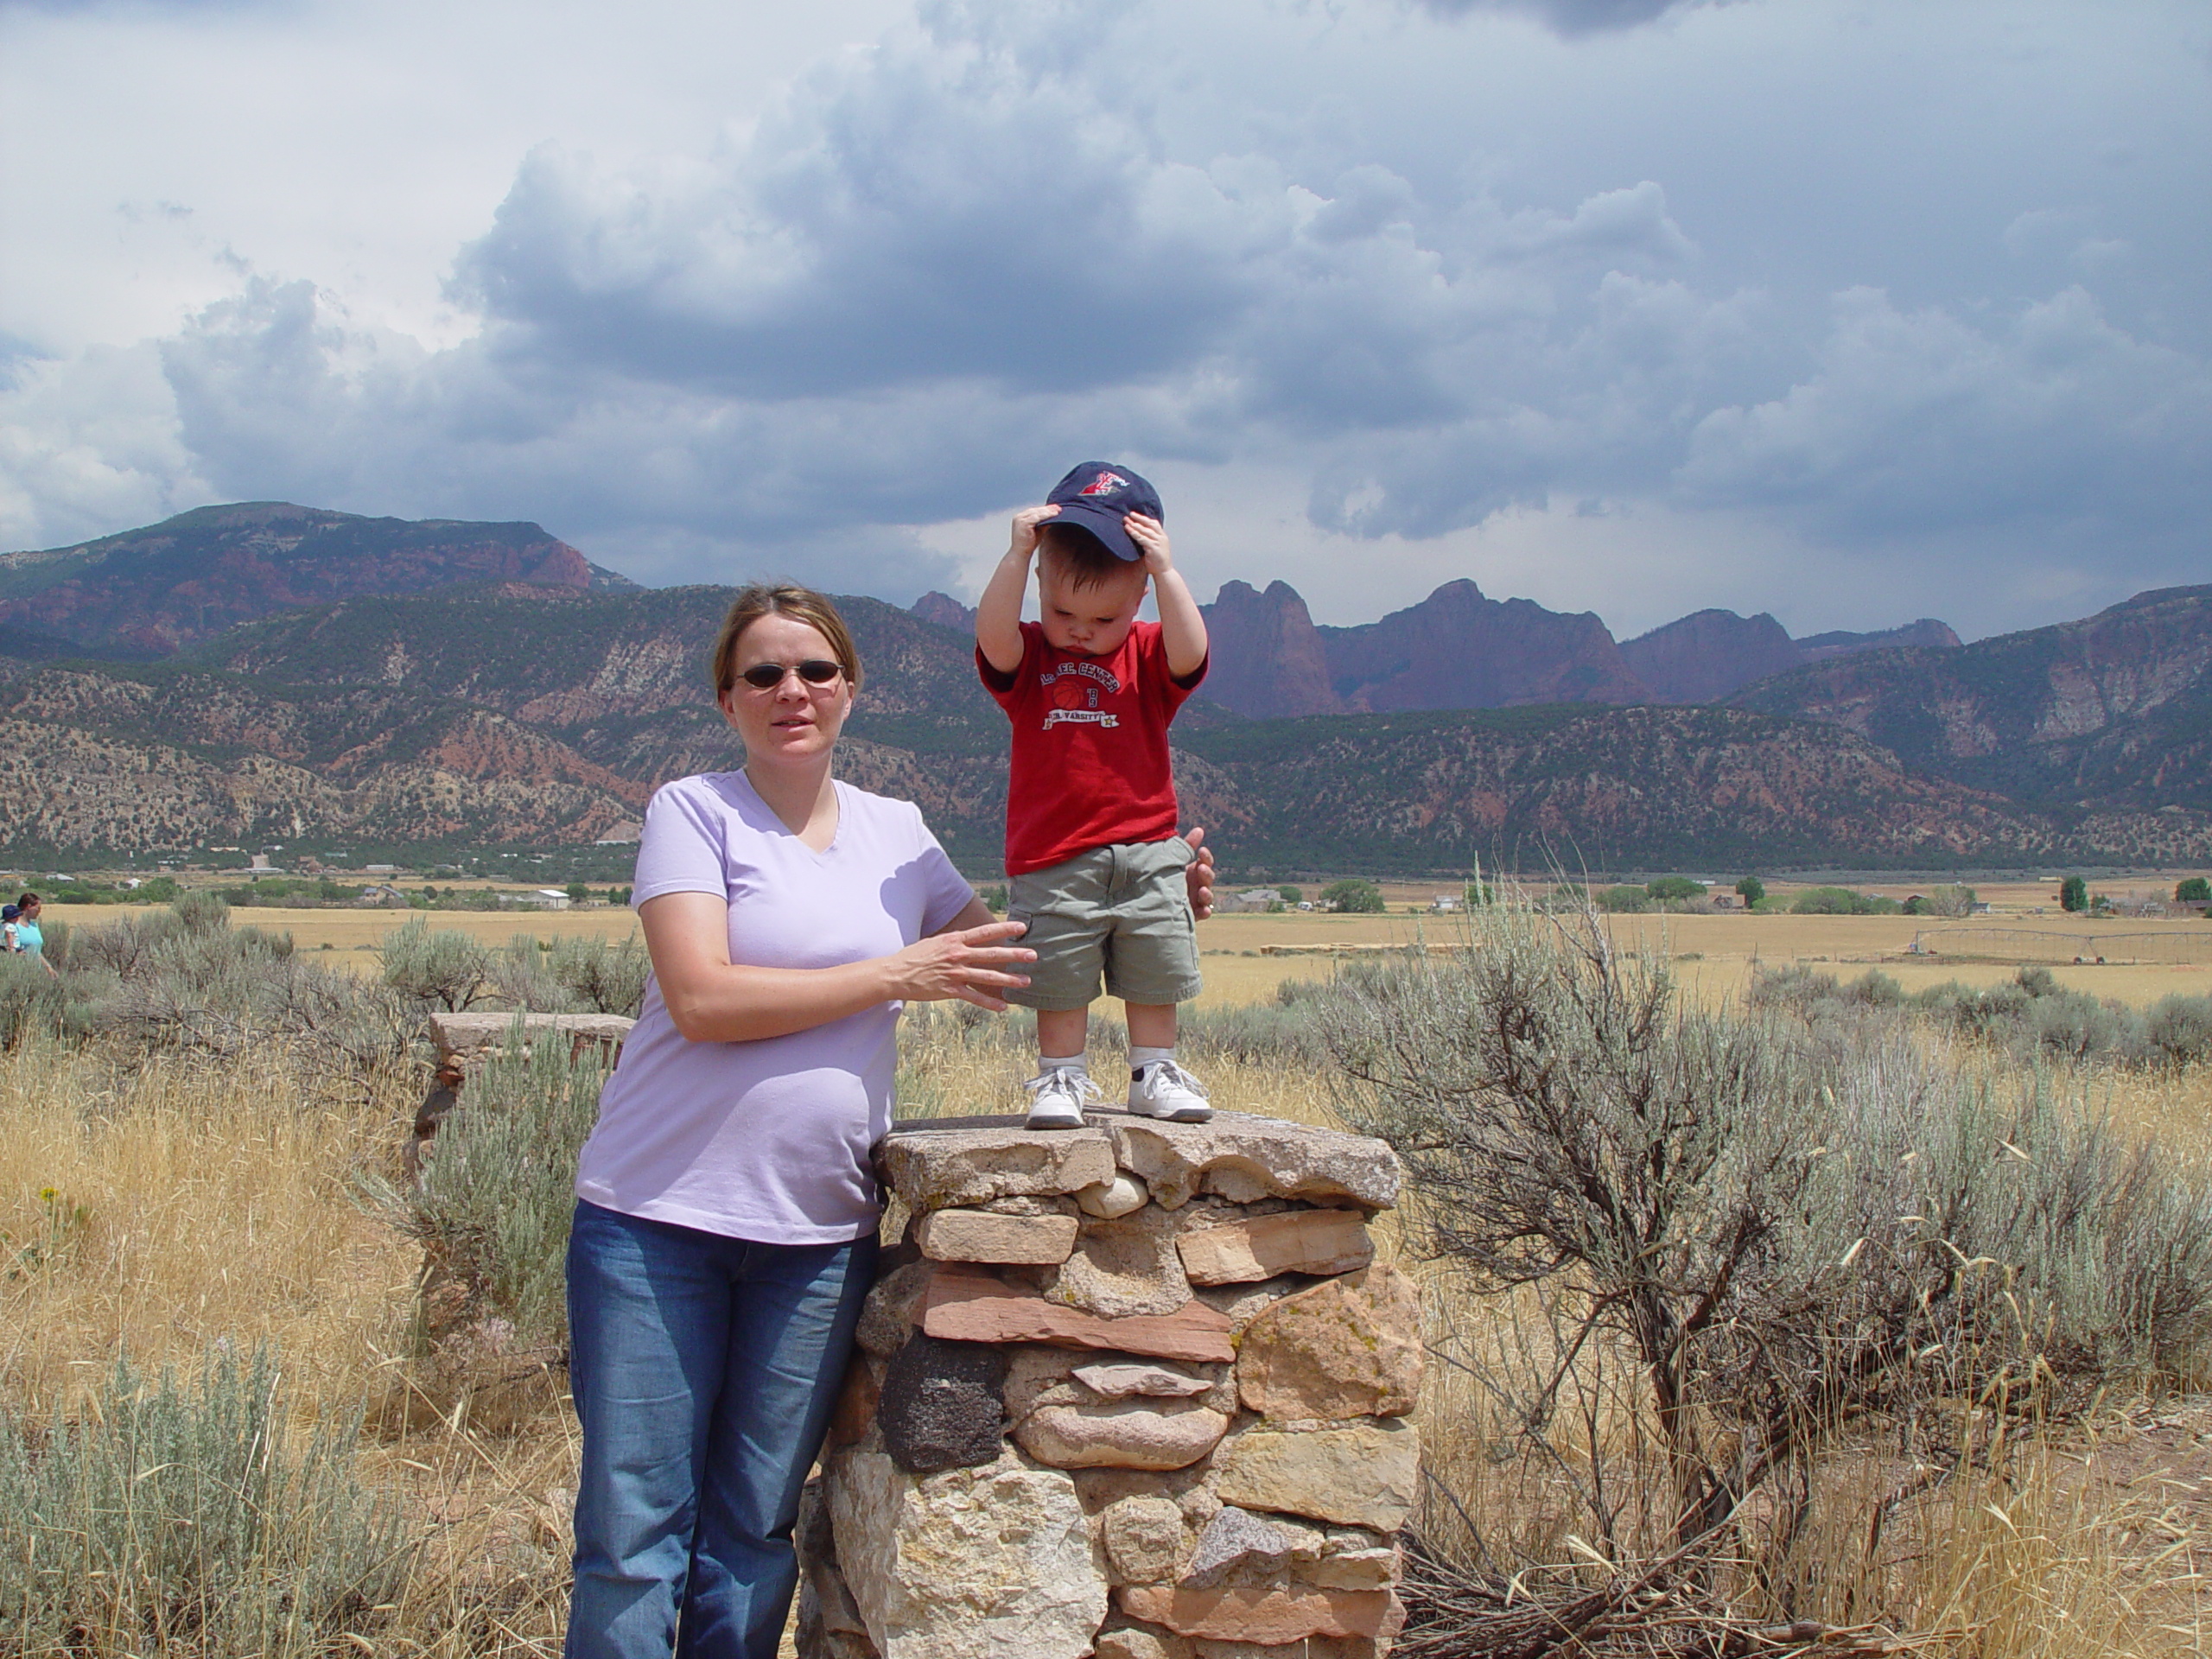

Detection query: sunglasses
(736, 658), (844, 690)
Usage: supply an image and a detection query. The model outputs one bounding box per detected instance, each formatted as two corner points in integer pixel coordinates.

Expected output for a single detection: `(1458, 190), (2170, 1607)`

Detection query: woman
(13, 893), (55, 976)
(564, 583), (1211, 1659)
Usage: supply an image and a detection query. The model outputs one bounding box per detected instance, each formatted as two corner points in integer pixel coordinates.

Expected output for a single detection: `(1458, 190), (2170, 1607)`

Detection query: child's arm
(1125, 513), (1207, 679)
(977, 505), (1059, 675)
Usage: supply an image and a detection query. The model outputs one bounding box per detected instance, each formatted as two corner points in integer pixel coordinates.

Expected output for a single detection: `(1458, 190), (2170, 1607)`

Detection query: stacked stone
(800, 1111), (1421, 1659)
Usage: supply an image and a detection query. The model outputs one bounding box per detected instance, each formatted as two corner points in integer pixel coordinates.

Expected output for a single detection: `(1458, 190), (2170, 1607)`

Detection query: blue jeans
(565, 1200), (878, 1659)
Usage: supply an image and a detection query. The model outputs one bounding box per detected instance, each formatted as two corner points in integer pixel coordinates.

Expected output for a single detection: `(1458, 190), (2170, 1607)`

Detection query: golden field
(6, 946), (2212, 1655)
(52, 884), (2212, 1014)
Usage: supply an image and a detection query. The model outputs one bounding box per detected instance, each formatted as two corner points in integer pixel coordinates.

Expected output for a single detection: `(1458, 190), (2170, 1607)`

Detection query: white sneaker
(1022, 1066), (1103, 1130)
(1126, 1059), (1211, 1122)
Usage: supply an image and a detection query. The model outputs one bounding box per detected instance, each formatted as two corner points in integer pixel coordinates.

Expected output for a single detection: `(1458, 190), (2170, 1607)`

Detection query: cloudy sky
(2, 0), (2205, 641)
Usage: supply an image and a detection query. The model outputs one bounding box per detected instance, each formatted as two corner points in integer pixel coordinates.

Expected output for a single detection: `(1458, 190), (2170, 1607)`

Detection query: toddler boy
(976, 461), (1211, 1129)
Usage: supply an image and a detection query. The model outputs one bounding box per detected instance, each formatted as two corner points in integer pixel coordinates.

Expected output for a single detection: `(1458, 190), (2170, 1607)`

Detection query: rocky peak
(1796, 618), (1963, 660)
(1199, 579), (1343, 717)
(1619, 609), (1802, 704)
(1319, 578), (1650, 709)
(909, 590), (976, 632)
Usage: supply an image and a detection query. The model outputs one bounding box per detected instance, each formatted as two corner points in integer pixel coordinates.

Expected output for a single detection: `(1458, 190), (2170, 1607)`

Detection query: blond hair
(709, 584), (864, 695)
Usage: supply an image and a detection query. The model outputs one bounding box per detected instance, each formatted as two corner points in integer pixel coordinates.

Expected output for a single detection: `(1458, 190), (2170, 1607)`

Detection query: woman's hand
(887, 918), (1036, 1011)
(1183, 826), (1217, 921)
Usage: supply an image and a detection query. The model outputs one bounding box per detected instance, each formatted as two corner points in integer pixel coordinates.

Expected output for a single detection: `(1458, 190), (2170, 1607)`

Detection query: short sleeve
(629, 779), (733, 906)
(978, 622), (1040, 708)
(911, 803), (981, 934)
(1141, 626), (1207, 715)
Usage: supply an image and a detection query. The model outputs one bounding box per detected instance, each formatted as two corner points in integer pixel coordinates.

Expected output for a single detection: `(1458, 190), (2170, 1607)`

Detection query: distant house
(505, 888), (575, 910)
(1430, 894), (1460, 912)
(353, 885), (409, 908)
(1230, 888), (1281, 912)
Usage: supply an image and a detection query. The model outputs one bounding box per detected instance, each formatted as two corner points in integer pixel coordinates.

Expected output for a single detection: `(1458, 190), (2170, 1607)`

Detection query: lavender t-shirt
(575, 772), (976, 1244)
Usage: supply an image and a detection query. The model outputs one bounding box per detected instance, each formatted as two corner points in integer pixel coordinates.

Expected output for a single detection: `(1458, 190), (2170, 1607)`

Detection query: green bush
(1319, 879), (1385, 914)
(1276, 885), (1303, 906)
(1644, 875), (1704, 902)
(403, 1026), (613, 1343)
(1320, 909), (2212, 1553)
(2177, 876), (2209, 906)
(378, 918), (496, 1010)
(0, 1345), (409, 1654)
(0, 953), (78, 1049)
(1735, 874), (1764, 906)
(2060, 874), (2088, 912)
(1789, 885), (1900, 916)
(549, 932), (652, 1017)
(1592, 885), (1650, 913)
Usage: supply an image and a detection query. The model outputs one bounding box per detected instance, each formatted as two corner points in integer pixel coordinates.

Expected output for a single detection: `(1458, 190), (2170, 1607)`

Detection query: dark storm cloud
(25, 0), (2201, 620)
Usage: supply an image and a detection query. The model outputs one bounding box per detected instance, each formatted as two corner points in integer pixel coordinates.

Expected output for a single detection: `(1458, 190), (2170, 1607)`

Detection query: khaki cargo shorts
(1007, 839), (1204, 1011)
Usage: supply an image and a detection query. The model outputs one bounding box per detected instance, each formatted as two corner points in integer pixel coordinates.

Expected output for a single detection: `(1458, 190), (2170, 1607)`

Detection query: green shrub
(1592, 884), (1649, 913)
(403, 1026), (613, 1343)
(1734, 874), (1764, 906)
(2177, 876), (2209, 905)
(549, 932), (652, 1017)
(0, 954), (77, 1049)
(0, 1345), (409, 1654)
(173, 890), (232, 933)
(1179, 976), (1341, 1068)
(379, 918), (496, 1010)
(1319, 879), (1385, 914)
(2060, 874), (2088, 912)
(1644, 875), (1704, 902)
(2146, 995), (2212, 1065)
(1276, 885), (1303, 906)
(1789, 885), (1899, 916)
(1320, 908), (2212, 1551)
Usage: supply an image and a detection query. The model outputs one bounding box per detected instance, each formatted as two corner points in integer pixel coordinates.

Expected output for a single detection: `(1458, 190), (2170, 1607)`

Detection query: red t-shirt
(979, 620), (1207, 876)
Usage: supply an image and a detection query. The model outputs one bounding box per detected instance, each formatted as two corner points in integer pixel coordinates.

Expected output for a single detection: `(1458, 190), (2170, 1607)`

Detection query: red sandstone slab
(1116, 1585), (1403, 1643)
(919, 1263), (1234, 1363)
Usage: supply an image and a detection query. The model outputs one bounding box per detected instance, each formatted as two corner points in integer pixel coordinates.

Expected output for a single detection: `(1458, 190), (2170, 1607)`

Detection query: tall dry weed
(0, 1033), (418, 1417)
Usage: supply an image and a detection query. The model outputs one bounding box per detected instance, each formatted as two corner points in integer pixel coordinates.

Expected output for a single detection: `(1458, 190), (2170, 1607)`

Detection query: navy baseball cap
(1044, 461), (1163, 563)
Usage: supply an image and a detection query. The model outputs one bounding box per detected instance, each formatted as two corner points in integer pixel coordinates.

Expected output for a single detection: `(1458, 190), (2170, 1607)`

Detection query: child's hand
(1009, 504), (1060, 561)
(1125, 512), (1173, 575)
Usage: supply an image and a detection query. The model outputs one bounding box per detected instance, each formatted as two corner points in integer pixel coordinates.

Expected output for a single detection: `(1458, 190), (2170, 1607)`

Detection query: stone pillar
(802, 1112), (1420, 1659)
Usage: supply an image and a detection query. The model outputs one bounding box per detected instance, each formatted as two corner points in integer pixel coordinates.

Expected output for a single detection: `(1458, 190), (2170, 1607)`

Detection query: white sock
(1039, 1052), (1087, 1074)
(1129, 1045), (1176, 1074)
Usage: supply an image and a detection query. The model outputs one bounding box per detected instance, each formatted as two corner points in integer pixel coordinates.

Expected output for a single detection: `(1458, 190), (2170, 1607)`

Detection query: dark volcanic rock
(1319, 578), (1649, 709)
(1619, 609), (1802, 704)
(1200, 580), (1343, 718)
(878, 1333), (1008, 1474)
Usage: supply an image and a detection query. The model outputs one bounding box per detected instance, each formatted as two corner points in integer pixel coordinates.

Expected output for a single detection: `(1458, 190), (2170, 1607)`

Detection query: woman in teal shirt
(14, 893), (55, 976)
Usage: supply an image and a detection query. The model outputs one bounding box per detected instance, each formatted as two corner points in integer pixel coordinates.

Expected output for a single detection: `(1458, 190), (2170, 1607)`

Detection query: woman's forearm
(639, 890), (1033, 1043)
(658, 957), (899, 1044)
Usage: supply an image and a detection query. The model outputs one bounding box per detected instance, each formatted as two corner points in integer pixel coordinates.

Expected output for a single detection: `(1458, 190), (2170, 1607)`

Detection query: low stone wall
(801, 1111), (1421, 1659)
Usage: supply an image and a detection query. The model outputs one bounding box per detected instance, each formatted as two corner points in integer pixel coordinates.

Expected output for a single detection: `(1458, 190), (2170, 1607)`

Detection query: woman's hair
(709, 584), (863, 696)
(15, 893), (36, 910)
(1039, 522), (1135, 592)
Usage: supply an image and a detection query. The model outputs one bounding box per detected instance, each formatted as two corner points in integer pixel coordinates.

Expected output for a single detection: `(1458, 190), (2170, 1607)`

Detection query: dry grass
(4, 977), (2211, 1656)
(0, 1036), (418, 1417)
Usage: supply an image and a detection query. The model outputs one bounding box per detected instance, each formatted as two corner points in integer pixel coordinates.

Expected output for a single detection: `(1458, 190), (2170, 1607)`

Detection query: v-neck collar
(736, 770), (843, 860)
